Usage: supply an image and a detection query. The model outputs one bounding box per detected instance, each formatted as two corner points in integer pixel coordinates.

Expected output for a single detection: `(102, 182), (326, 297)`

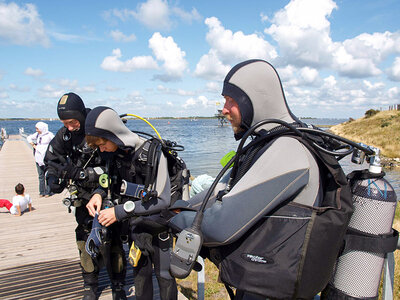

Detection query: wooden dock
(0, 135), (185, 299)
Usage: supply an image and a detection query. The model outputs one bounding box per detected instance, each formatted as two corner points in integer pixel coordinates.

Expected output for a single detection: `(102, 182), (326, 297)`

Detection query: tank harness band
(344, 227), (399, 253)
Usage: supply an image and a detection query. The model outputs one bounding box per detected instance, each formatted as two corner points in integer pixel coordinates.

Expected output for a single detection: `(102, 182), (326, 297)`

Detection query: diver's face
(96, 139), (118, 152)
(61, 119), (80, 131)
(222, 96), (243, 134)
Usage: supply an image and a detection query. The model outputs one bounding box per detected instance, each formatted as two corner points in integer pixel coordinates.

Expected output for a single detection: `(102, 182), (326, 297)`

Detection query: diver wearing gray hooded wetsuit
(85, 106), (178, 300)
(44, 93), (126, 300)
(170, 60), (323, 299)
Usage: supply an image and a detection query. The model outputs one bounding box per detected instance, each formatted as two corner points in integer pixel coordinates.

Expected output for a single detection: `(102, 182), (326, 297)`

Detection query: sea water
(1, 118), (399, 198)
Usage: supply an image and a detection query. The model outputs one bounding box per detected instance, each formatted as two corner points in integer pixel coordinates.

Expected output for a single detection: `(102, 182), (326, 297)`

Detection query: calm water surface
(1, 118), (399, 199)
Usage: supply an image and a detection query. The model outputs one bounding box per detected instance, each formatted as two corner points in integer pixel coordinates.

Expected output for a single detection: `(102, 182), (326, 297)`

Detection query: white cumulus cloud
(363, 80), (385, 90)
(9, 84), (30, 92)
(110, 30), (136, 42)
(0, 2), (50, 47)
(265, 0), (337, 68)
(205, 17), (277, 63)
(149, 32), (188, 81)
(387, 57), (400, 81)
(104, 0), (201, 30)
(194, 50), (231, 81)
(157, 85), (195, 96)
(0, 92), (9, 99)
(264, 0), (400, 79)
(194, 17), (276, 80)
(101, 48), (158, 72)
(132, 0), (171, 30)
(38, 85), (65, 99)
(332, 45), (382, 78)
(299, 67), (319, 84)
(172, 7), (201, 23)
(183, 95), (213, 109)
(24, 67), (44, 77)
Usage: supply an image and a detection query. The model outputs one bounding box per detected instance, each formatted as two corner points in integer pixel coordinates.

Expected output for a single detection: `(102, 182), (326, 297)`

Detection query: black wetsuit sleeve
(44, 128), (69, 176)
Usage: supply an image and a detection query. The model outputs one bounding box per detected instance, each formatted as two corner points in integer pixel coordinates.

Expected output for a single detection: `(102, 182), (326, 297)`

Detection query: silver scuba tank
(322, 146), (398, 299)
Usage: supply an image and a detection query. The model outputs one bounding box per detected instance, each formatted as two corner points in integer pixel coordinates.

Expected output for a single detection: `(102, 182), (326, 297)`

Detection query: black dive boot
(82, 273), (98, 300)
(82, 286), (98, 300)
(158, 277), (178, 300)
(111, 282), (127, 300)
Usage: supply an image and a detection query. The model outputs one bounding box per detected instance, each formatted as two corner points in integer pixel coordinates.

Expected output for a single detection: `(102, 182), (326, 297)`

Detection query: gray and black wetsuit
(170, 59), (324, 300)
(85, 106), (178, 300)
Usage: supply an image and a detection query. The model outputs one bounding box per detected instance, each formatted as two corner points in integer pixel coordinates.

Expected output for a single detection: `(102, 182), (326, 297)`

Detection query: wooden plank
(0, 136), (114, 299)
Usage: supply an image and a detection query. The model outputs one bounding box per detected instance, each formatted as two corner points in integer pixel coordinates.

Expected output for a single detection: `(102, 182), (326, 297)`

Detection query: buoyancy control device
(213, 125), (355, 299)
(321, 145), (399, 300)
(84, 113), (191, 258)
(119, 113), (190, 204)
(170, 118), (399, 300)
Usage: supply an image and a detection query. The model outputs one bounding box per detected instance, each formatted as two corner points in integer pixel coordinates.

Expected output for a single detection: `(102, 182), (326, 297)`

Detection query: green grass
(330, 110), (400, 158)
(177, 259), (229, 300)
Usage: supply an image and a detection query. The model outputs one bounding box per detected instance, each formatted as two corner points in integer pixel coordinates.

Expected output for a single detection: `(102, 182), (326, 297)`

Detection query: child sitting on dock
(0, 183), (32, 216)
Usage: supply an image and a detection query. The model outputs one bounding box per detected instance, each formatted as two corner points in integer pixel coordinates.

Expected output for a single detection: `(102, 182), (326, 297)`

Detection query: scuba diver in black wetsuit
(44, 93), (127, 300)
(85, 106), (178, 300)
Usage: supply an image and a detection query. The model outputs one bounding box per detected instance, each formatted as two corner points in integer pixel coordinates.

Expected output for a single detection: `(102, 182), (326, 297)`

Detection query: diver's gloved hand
(85, 213), (104, 258)
(47, 160), (82, 180)
(46, 175), (66, 193)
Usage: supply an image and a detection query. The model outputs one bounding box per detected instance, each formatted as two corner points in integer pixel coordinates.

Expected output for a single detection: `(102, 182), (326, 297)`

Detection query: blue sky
(0, 0), (399, 119)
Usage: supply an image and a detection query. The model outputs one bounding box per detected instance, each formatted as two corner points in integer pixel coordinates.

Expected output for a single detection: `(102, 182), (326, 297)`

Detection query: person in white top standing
(0, 183), (32, 216)
(27, 122), (55, 197)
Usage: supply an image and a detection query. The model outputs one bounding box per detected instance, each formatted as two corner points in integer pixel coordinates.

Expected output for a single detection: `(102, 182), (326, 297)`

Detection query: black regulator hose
(191, 118), (374, 229)
(191, 118), (304, 229)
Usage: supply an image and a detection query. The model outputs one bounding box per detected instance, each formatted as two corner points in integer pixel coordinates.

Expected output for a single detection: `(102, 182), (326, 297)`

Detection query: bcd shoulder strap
(135, 138), (163, 202)
(288, 133), (352, 212)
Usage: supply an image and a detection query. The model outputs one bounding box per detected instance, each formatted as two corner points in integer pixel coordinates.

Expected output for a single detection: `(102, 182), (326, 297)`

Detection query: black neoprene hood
(57, 92), (87, 125)
(222, 60), (257, 131)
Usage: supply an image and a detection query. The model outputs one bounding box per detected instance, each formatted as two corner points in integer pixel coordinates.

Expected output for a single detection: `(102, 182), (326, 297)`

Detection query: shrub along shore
(329, 110), (400, 167)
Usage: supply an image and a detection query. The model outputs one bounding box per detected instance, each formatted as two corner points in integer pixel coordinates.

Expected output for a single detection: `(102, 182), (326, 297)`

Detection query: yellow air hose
(121, 113), (163, 141)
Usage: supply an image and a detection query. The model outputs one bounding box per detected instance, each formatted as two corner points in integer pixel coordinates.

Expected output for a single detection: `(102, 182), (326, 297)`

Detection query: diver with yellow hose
(85, 106), (180, 300)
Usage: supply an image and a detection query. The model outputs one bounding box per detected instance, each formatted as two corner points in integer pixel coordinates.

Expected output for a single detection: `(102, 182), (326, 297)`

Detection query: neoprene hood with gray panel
(85, 106), (140, 150)
(222, 59), (301, 139)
